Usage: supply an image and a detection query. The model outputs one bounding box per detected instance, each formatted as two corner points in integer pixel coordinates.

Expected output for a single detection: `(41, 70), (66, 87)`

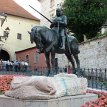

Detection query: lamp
(0, 27), (10, 42)
(0, 12), (7, 27)
(0, 12), (10, 42)
(0, 13), (9, 51)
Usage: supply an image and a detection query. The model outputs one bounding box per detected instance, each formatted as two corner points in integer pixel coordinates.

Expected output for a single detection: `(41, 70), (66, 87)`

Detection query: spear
(29, 5), (52, 23)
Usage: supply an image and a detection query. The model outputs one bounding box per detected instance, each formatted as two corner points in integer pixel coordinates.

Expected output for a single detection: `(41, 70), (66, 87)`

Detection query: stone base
(0, 94), (97, 107)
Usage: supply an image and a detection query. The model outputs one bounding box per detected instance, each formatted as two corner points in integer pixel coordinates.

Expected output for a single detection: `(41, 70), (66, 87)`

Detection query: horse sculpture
(28, 26), (80, 76)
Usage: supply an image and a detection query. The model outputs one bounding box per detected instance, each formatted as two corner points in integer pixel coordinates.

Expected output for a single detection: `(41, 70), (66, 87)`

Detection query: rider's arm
(50, 17), (57, 28)
(50, 15), (67, 28)
(59, 15), (67, 27)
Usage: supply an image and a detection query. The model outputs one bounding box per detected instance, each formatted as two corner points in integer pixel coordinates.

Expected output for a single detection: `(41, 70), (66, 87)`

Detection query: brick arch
(0, 49), (11, 61)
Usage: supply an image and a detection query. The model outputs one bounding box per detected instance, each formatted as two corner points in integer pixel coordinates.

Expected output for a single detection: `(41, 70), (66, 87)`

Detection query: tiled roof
(0, 0), (39, 20)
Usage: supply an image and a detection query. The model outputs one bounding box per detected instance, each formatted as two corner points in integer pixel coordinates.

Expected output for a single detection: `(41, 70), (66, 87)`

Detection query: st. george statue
(50, 8), (67, 50)
(28, 7), (80, 75)
(38, 8), (67, 53)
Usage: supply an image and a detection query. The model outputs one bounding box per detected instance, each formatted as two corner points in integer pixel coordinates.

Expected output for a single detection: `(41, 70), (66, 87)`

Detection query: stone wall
(79, 35), (107, 68)
(55, 36), (107, 69)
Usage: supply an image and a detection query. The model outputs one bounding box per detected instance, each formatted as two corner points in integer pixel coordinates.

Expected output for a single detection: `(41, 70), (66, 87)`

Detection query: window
(17, 33), (22, 40)
(60, 2), (63, 7)
(26, 55), (29, 63)
(34, 53), (39, 64)
(50, 0), (54, 8)
(57, 2), (64, 8)
(50, 9), (55, 19)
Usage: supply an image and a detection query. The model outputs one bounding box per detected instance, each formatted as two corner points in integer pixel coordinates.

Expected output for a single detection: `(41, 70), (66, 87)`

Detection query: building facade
(0, 0), (40, 61)
(2, 0), (107, 69)
(15, 47), (68, 70)
(15, 47), (47, 70)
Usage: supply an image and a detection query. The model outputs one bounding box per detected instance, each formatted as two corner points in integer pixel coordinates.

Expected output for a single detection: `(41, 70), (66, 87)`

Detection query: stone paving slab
(0, 93), (98, 107)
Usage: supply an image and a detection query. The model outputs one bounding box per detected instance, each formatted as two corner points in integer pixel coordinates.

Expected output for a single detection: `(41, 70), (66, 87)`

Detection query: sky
(14, 0), (41, 19)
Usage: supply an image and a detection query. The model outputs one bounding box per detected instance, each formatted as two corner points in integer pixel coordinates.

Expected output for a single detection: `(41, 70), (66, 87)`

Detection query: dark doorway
(0, 49), (10, 61)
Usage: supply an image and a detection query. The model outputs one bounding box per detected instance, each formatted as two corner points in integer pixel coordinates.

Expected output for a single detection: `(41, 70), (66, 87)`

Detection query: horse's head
(28, 27), (39, 44)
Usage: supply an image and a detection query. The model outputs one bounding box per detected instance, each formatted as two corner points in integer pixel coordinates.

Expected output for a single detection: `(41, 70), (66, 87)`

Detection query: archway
(0, 49), (10, 61)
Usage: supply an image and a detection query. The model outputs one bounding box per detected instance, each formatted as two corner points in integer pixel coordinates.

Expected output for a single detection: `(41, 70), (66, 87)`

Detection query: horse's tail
(67, 36), (80, 54)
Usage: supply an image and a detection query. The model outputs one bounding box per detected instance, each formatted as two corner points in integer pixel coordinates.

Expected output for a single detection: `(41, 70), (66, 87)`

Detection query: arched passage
(0, 49), (10, 61)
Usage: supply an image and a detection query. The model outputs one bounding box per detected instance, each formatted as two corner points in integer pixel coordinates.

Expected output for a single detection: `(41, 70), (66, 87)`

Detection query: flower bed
(0, 75), (13, 94)
(0, 75), (28, 94)
(81, 89), (107, 107)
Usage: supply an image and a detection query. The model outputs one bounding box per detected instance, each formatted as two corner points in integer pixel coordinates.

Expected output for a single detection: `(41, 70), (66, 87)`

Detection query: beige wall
(1, 15), (40, 61)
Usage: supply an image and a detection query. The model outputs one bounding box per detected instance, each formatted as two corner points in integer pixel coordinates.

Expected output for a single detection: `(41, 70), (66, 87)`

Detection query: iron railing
(80, 68), (107, 91)
(0, 67), (107, 91)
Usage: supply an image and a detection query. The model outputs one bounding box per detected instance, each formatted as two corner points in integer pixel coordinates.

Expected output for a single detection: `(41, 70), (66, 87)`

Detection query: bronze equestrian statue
(28, 26), (80, 76)
(28, 7), (80, 76)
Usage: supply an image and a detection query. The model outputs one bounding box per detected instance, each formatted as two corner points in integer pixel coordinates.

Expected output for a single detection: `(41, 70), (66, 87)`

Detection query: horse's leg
(73, 54), (80, 69)
(65, 53), (75, 74)
(45, 41), (56, 52)
(45, 33), (57, 52)
(73, 54), (81, 76)
(45, 52), (51, 76)
(51, 51), (56, 75)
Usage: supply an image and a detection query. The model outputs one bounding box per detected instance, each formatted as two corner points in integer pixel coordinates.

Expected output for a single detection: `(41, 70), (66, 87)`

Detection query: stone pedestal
(0, 94), (97, 107)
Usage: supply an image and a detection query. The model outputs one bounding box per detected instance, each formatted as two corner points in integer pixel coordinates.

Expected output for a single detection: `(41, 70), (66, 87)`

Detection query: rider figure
(50, 8), (67, 50)
(37, 8), (67, 53)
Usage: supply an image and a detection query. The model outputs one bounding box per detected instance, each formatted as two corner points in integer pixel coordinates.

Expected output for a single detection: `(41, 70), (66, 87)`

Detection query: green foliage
(95, 31), (107, 38)
(103, 31), (107, 35)
(62, 0), (107, 42)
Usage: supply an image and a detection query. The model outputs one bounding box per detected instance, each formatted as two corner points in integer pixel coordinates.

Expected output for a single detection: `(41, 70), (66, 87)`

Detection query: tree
(62, 0), (107, 42)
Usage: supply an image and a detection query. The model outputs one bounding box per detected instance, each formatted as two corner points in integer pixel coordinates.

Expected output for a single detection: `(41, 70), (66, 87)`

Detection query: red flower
(81, 89), (107, 107)
(0, 75), (13, 94)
